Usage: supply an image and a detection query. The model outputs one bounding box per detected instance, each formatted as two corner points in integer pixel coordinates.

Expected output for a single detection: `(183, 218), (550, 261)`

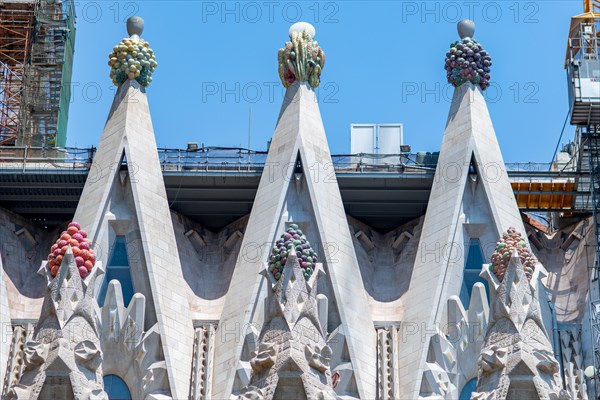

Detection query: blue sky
(66, 1), (581, 162)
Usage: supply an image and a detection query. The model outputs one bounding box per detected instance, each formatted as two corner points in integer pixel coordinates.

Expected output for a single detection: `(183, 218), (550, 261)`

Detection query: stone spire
(99, 281), (172, 399)
(474, 248), (568, 399)
(73, 17), (193, 399)
(212, 25), (376, 399)
(237, 249), (339, 399)
(398, 20), (526, 399)
(6, 248), (108, 399)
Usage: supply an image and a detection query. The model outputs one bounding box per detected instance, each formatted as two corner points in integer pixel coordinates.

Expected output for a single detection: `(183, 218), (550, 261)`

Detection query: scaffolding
(0, 0), (75, 148)
(566, 2), (600, 398)
(0, 1), (34, 145)
(566, 5), (600, 125)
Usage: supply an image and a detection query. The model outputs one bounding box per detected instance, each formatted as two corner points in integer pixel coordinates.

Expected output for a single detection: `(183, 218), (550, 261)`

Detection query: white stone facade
(0, 29), (593, 400)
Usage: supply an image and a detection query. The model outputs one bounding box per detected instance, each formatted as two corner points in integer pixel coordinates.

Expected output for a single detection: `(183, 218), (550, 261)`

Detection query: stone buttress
(211, 24), (377, 399)
(398, 22), (528, 399)
(71, 19), (193, 399)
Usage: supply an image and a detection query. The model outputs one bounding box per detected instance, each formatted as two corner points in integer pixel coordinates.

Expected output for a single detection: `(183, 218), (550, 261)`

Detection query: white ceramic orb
(289, 22), (316, 39)
(584, 365), (596, 379)
(457, 19), (475, 39)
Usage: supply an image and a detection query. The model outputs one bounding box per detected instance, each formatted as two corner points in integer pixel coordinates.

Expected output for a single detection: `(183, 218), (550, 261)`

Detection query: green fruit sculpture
(108, 37), (157, 87)
(489, 227), (537, 282)
(278, 30), (325, 89)
(269, 224), (318, 281)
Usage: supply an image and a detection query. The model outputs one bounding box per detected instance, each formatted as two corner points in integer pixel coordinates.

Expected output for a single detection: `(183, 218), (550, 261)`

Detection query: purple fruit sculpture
(444, 24), (492, 91)
(268, 224), (318, 281)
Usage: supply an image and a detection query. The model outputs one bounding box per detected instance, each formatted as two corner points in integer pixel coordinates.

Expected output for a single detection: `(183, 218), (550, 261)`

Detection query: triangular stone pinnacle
(398, 83), (527, 398)
(72, 79), (193, 399)
(212, 82), (376, 399)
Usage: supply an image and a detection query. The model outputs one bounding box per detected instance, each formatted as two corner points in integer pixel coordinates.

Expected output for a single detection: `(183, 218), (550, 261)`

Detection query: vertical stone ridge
(0, 252), (12, 394)
(398, 83), (526, 399)
(5, 248), (108, 399)
(472, 252), (567, 399)
(212, 82), (376, 399)
(296, 83), (377, 398)
(72, 79), (194, 399)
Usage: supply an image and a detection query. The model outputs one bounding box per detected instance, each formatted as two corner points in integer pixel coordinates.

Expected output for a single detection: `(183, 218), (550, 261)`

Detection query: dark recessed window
(459, 378), (477, 400)
(103, 374), (131, 400)
(460, 239), (490, 305)
(98, 236), (134, 306)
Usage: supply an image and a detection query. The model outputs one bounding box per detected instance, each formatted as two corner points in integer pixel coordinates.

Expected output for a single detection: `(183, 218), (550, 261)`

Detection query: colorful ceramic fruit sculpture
(47, 222), (96, 279)
(489, 227), (537, 282)
(269, 224), (318, 281)
(108, 37), (157, 87)
(444, 37), (492, 90)
(278, 30), (325, 89)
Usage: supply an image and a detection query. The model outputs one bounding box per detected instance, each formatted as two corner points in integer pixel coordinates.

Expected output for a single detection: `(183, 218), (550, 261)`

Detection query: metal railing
(0, 146), (595, 213)
(0, 146), (95, 171)
(158, 147), (267, 172)
(0, 146), (439, 173)
(0, 146), (583, 178)
(505, 162), (557, 172)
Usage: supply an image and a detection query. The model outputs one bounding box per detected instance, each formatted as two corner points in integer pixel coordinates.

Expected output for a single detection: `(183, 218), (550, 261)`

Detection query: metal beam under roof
(0, 148), (591, 231)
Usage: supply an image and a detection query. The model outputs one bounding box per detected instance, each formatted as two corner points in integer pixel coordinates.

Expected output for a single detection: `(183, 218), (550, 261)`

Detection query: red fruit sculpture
(47, 222), (96, 279)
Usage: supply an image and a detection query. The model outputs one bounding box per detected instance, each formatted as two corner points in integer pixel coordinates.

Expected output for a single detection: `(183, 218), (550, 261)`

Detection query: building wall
(530, 218), (595, 323)
(172, 211), (245, 321)
(0, 194), (595, 399)
(349, 215), (423, 322)
(0, 207), (56, 321)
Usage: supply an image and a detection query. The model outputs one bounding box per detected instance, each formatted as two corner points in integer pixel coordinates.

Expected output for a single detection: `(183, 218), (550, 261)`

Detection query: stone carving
(473, 249), (569, 399)
(420, 331), (459, 399)
(233, 326), (260, 394)
(99, 280), (172, 399)
(479, 346), (507, 375)
(23, 341), (47, 369)
(74, 341), (102, 372)
(327, 325), (359, 398)
(316, 390), (338, 400)
(278, 24), (325, 89)
(250, 342), (278, 372)
(190, 323), (216, 400)
(559, 328), (588, 399)
(376, 325), (399, 399)
(536, 351), (560, 374)
(237, 244), (339, 399)
(418, 283), (489, 399)
(6, 247), (108, 400)
(239, 386), (264, 399)
(1, 324), (34, 397)
(306, 344), (332, 373)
